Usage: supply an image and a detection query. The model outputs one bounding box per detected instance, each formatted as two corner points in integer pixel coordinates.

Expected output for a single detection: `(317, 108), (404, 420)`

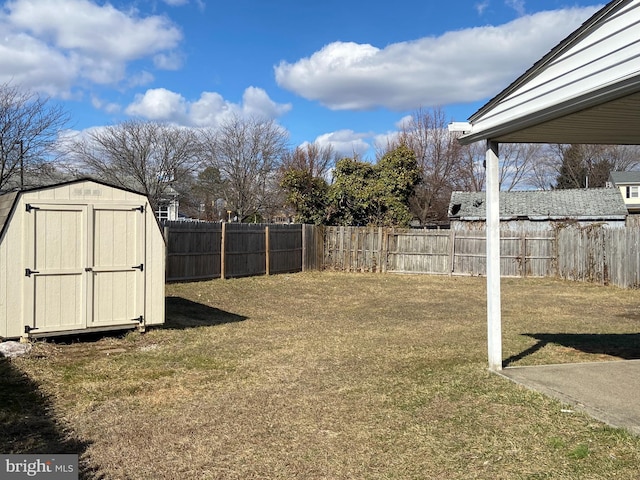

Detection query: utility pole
(19, 140), (24, 189)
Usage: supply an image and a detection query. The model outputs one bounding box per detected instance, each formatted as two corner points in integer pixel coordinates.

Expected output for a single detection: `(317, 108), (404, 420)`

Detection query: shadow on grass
(0, 358), (102, 479)
(504, 333), (640, 367)
(165, 296), (248, 329)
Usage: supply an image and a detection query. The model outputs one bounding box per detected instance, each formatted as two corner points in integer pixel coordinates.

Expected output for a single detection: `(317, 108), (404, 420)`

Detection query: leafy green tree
(328, 145), (420, 227)
(372, 145), (421, 226)
(281, 145), (420, 226)
(280, 169), (329, 224)
(327, 157), (376, 226)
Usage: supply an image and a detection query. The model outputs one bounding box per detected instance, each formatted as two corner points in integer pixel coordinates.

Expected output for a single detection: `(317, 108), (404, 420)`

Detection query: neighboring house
(607, 171), (640, 213)
(449, 188), (628, 231)
(156, 185), (180, 221)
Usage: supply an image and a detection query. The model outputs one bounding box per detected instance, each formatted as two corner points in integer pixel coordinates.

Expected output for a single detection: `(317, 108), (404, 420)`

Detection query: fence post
(265, 225), (270, 275)
(449, 228), (456, 275)
(521, 232), (527, 278)
(221, 222), (227, 279)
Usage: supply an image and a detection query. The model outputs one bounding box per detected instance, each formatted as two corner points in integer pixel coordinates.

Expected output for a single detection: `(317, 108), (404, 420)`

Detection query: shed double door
(24, 203), (145, 334)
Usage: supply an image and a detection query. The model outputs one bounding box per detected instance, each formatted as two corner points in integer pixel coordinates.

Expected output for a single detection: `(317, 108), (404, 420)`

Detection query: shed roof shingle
(0, 192), (18, 239)
(449, 188), (627, 221)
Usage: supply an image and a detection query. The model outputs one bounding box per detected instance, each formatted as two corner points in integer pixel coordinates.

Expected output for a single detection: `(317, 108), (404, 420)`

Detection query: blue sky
(0, 0), (604, 160)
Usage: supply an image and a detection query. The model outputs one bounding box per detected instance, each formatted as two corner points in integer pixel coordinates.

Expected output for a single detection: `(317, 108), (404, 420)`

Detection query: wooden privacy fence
(165, 222), (640, 289)
(164, 222), (315, 282)
(322, 226), (556, 278)
(556, 225), (640, 288)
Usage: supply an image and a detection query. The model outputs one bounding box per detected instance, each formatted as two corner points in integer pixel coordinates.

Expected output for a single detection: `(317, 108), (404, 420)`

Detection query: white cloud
(314, 130), (370, 159)
(241, 87), (292, 119)
(125, 86), (291, 127)
(153, 51), (184, 70)
(505, 0), (526, 16)
(475, 1), (490, 15)
(161, 0), (206, 11)
(91, 95), (120, 114)
(395, 115), (414, 130)
(126, 71), (156, 88)
(125, 87), (188, 122)
(0, 0), (182, 96)
(274, 6), (600, 111)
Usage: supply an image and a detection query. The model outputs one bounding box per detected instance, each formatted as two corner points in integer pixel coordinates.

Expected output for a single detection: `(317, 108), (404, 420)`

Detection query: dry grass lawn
(3, 272), (640, 479)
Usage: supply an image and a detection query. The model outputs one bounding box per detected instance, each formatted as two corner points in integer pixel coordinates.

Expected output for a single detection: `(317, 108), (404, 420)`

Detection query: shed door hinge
(25, 268), (40, 277)
(132, 316), (144, 324)
(132, 263), (144, 272)
(25, 204), (40, 212)
(134, 205), (144, 213)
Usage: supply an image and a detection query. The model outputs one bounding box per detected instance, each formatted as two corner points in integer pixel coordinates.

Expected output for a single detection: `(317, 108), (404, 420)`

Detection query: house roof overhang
(457, 0), (640, 146)
(458, 83), (640, 145)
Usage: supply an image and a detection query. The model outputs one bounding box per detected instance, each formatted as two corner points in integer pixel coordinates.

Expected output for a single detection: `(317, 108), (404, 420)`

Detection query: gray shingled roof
(609, 171), (640, 185)
(449, 188), (628, 221)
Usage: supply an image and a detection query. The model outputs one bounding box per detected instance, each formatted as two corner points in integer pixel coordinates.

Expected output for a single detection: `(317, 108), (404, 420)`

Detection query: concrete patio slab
(498, 360), (640, 435)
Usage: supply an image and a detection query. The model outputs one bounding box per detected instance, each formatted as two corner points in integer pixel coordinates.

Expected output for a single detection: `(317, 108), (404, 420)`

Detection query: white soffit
(459, 0), (640, 145)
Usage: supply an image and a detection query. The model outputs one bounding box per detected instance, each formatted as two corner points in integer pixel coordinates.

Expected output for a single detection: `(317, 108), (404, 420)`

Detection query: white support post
(486, 140), (502, 371)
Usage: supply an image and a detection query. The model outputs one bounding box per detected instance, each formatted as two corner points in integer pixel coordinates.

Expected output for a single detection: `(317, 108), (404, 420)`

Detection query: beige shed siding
(0, 180), (164, 339)
(27, 182), (142, 203)
(0, 199), (24, 338)
(477, 1), (640, 130)
(145, 211), (165, 326)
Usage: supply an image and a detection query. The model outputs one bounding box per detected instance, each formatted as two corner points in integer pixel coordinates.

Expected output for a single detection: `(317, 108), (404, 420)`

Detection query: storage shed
(0, 179), (165, 340)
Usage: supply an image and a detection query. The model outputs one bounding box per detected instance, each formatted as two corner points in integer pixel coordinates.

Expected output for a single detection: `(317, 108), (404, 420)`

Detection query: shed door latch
(25, 268), (40, 277)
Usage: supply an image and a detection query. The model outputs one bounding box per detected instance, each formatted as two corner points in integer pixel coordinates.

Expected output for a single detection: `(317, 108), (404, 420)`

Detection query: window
(626, 186), (640, 199)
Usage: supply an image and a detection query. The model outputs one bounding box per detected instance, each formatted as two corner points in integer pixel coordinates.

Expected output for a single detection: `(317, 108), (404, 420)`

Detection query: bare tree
(0, 82), (69, 192)
(454, 141), (485, 192)
(202, 115), (288, 222)
(67, 120), (202, 211)
(280, 142), (337, 179)
(529, 143), (640, 190)
(496, 143), (542, 191)
(383, 107), (462, 224)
